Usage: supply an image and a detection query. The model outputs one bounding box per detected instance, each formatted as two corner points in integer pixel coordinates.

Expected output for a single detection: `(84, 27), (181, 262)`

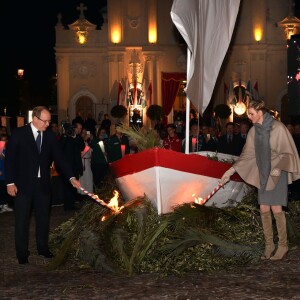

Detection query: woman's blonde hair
(248, 100), (280, 121)
(248, 100), (266, 113)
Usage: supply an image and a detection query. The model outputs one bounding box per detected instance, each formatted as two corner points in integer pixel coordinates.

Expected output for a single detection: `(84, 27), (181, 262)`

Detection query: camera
(61, 122), (75, 137)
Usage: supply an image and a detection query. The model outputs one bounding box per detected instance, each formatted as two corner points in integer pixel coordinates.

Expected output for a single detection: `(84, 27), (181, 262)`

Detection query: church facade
(55, 0), (296, 126)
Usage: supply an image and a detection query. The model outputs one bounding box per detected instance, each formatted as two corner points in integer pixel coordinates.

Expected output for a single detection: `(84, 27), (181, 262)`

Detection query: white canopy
(171, 0), (240, 114)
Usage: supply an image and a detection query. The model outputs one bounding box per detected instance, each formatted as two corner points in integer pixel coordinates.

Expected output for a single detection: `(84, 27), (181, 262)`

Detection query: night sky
(1, 0), (106, 112)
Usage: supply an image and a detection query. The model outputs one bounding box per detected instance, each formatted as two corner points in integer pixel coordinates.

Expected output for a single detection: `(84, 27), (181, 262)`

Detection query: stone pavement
(1, 206), (300, 300)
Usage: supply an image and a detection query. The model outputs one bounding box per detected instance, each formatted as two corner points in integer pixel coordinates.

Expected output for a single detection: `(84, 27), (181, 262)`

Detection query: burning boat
(110, 148), (250, 215)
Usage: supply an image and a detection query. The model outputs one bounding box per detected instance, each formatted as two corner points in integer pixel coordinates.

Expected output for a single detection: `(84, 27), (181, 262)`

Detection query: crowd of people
(1, 101), (300, 264)
(158, 112), (249, 156)
(1, 107), (300, 214)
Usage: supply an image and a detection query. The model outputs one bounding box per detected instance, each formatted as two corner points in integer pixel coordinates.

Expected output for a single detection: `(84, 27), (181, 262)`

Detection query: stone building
(55, 0), (300, 126)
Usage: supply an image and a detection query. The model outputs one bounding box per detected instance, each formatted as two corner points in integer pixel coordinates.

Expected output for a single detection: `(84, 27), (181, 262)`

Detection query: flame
(107, 190), (124, 212)
(195, 197), (205, 205)
(100, 190), (125, 221)
(192, 193), (205, 205)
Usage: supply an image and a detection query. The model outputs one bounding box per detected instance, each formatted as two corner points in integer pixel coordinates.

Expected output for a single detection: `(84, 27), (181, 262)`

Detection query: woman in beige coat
(221, 100), (300, 261)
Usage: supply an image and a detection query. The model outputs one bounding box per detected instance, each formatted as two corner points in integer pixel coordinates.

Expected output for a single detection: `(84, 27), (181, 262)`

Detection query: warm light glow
(98, 141), (105, 153)
(111, 28), (121, 44)
(254, 27), (262, 42)
(28, 110), (33, 123)
(192, 137), (197, 152)
(234, 102), (247, 115)
(121, 144), (126, 157)
(278, 16), (300, 40)
(148, 0), (157, 44)
(76, 30), (88, 45)
(285, 26), (296, 40)
(148, 28), (157, 44)
(17, 69), (24, 78)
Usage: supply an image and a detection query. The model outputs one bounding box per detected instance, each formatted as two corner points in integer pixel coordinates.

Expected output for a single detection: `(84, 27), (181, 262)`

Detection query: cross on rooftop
(77, 3), (87, 19)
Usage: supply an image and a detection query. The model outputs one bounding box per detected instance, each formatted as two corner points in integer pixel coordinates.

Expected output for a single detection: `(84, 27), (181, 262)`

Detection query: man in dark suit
(239, 121), (250, 149)
(217, 122), (244, 156)
(106, 124), (130, 162)
(59, 122), (85, 211)
(5, 106), (81, 264)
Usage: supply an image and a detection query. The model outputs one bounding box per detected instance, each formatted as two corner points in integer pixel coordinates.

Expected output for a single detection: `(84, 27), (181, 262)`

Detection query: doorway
(76, 96), (94, 121)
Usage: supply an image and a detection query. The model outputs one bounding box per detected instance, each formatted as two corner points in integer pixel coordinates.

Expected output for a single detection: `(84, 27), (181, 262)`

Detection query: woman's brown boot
(260, 211), (275, 260)
(270, 211), (288, 261)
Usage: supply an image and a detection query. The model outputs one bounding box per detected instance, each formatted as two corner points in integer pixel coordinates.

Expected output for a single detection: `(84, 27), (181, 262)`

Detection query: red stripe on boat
(110, 148), (242, 182)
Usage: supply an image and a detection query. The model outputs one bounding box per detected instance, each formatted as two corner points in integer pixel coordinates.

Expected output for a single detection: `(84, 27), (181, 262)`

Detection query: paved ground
(1, 206), (300, 300)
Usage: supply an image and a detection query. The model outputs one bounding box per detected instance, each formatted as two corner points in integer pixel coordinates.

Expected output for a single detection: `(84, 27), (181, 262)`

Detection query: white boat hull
(110, 148), (251, 214)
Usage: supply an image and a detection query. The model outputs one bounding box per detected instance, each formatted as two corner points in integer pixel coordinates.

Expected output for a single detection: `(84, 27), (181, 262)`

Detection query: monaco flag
(253, 81), (259, 100)
(148, 82), (153, 105)
(117, 81), (123, 105)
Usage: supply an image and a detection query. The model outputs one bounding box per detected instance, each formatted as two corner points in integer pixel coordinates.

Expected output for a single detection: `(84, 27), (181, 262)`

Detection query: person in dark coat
(217, 122), (244, 156)
(100, 114), (112, 136)
(106, 125), (130, 163)
(83, 113), (97, 136)
(5, 106), (81, 264)
(58, 122), (85, 211)
(72, 112), (84, 126)
(201, 126), (219, 152)
(90, 128), (109, 187)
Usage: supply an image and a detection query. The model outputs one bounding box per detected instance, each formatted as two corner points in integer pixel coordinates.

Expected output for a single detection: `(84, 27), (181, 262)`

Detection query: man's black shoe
(18, 257), (29, 264)
(38, 250), (54, 258)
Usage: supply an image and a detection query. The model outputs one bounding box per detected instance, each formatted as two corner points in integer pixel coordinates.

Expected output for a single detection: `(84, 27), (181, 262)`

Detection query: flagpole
(185, 49), (191, 154)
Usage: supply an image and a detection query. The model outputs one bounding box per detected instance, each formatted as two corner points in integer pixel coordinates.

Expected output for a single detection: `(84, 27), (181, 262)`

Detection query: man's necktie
(36, 130), (41, 153)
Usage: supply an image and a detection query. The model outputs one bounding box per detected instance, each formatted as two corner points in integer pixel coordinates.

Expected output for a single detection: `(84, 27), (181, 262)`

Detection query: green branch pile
(48, 181), (300, 276)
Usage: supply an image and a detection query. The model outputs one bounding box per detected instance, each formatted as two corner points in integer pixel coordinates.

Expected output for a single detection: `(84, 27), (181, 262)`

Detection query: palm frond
(47, 229), (77, 270)
(136, 218), (168, 265)
(286, 214), (300, 245)
(128, 205), (148, 275)
(160, 228), (259, 259)
(111, 228), (130, 270)
(116, 124), (162, 151)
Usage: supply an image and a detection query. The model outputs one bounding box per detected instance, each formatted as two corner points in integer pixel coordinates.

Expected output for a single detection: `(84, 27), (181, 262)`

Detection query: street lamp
(17, 69), (24, 78)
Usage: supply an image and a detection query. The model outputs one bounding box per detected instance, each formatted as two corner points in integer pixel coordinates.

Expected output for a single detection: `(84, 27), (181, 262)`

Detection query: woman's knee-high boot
(260, 211), (275, 260)
(270, 211), (288, 261)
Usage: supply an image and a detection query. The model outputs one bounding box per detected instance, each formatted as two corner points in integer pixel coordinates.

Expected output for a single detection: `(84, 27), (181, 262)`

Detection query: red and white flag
(253, 81), (259, 100)
(148, 82), (153, 105)
(224, 82), (228, 98)
(117, 81), (123, 106)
